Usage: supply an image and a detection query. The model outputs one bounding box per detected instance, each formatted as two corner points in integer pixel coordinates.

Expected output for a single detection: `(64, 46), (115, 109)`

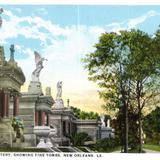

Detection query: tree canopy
(83, 28), (160, 152)
(71, 106), (99, 120)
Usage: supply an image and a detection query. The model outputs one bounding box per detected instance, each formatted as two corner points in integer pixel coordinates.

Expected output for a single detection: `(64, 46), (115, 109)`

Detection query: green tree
(83, 29), (160, 152)
(143, 107), (160, 144)
(71, 106), (99, 120)
(121, 29), (160, 152)
(83, 31), (132, 152)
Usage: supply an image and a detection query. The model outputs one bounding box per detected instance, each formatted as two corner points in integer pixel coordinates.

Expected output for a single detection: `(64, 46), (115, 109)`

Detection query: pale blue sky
(2, 5), (160, 58)
(1, 5), (160, 113)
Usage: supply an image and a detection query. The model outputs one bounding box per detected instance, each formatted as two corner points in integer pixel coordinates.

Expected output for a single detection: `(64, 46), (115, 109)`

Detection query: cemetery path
(143, 149), (160, 153)
(112, 149), (160, 153)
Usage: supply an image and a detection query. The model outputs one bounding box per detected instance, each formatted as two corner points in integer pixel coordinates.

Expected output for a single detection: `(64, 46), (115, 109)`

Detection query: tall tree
(83, 31), (131, 152)
(122, 29), (160, 152)
(83, 29), (160, 153)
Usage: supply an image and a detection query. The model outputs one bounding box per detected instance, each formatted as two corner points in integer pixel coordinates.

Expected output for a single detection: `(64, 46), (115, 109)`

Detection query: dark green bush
(70, 132), (92, 146)
(94, 137), (120, 152)
(143, 107), (160, 144)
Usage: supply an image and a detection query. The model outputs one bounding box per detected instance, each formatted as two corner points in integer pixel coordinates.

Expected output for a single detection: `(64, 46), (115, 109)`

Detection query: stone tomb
(0, 45), (25, 147)
(13, 84), (54, 147)
(76, 119), (101, 141)
(49, 107), (77, 146)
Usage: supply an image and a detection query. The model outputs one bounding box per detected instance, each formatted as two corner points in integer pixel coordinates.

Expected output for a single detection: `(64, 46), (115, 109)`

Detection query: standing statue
(31, 51), (47, 82)
(100, 114), (106, 127)
(56, 81), (62, 99)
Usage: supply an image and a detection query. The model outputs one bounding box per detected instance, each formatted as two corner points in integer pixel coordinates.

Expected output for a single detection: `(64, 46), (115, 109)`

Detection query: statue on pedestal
(100, 114), (106, 127)
(28, 51), (47, 94)
(53, 81), (64, 108)
(56, 81), (62, 99)
(31, 51), (47, 82)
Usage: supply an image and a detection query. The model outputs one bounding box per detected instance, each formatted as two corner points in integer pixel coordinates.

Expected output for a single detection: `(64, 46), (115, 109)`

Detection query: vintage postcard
(0, 1), (160, 160)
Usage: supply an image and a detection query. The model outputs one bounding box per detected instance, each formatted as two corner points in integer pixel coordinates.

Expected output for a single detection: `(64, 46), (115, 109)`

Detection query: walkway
(112, 149), (160, 153)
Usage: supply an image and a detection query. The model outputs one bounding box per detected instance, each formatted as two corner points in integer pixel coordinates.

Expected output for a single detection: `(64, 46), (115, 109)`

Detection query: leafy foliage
(12, 117), (24, 130)
(83, 28), (160, 152)
(143, 107), (160, 144)
(12, 117), (24, 142)
(115, 108), (139, 151)
(94, 137), (120, 152)
(70, 132), (92, 146)
(71, 106), (99, 120)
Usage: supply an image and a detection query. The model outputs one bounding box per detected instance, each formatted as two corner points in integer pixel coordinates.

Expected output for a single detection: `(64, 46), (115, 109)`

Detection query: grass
(90, 145), (121, 153)
(143, 144), (160, 152)
(108, 146), (121, 153)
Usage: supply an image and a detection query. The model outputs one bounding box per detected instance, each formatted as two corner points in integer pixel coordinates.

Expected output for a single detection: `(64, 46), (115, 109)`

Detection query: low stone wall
(75, 120), (100, 141)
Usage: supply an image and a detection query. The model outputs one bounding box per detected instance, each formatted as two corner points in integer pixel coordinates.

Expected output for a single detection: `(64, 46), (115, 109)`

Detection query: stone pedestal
(34, 126), (50, 148)
(28, 81), (43, 95)
(12, 93), (38, 147)
(37, 139), (46, 148)
(46, 128), (57, 147)
(13, 95), (19, 116)
(99, 127), (115, 139)
(49, 108), (76, 146)
(76, 120), (100, 141)
(53, 98), (64, 108)
(0, 118), (14, 147)
(14, 84), (54, 148)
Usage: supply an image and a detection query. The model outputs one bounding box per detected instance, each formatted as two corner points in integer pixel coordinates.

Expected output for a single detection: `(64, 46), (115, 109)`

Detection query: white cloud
(34, 8), (48, 15)
(1, 9), (159, 84)
(127, 10), (159, 29)
(0, 9), (102, 85)
(1, 8), (160, 111)
(105, 10), (160, 33)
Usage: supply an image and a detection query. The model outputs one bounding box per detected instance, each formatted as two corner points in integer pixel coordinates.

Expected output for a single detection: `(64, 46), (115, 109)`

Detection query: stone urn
(34, 126), (50, 148)
(46, 128), (57, 147)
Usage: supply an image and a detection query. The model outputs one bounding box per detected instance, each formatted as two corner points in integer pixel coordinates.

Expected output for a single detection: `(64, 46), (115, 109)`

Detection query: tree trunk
(121, 95), (128, 153)
(119, 63), (128, 153)
(124, 101), (128, 153)
(138, 110), (142, 153)
(137, 81), (143, 153)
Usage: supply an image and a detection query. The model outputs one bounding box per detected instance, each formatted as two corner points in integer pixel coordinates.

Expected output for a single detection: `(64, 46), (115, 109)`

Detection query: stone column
(13, 95), (19, 116)
(0, 90), (3, 117)
(69, 122), (72, 135)
(3, 91), (8, 118)
(66, 121), (69, 135)
(35, 111), (39, 126)
(41, 111), (45, 126)
(6, 91), (9, 117)
(46, 114), (50, 126)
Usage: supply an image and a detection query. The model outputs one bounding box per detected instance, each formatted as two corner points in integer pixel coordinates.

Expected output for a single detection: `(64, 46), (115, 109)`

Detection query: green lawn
(143, 144), (160, 152)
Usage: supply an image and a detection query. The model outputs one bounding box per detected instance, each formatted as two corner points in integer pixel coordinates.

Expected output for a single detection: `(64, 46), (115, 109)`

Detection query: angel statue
(31, 51), (47, 82)
(56, 81), (62, 99)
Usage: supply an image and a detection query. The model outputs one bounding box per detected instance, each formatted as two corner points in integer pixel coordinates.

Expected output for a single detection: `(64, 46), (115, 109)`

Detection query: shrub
(94, 137), (120, 152)
(70, 132), (92, 146)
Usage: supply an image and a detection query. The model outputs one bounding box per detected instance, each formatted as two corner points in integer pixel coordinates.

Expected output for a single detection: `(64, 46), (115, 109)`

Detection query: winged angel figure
(31, 51), (47, 82)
